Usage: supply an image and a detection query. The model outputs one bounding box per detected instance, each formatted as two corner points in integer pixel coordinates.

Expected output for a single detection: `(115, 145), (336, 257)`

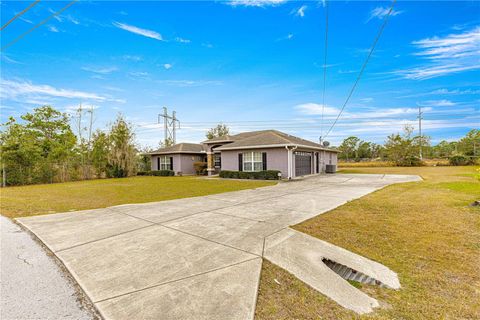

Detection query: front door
(295, 151), (312, 177)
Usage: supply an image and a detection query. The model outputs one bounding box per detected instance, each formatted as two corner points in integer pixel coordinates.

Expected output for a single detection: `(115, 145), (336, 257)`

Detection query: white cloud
(295, 103), (340, 115)
(227, 0), (287, 7)
(163, 64), (172, 70)
(395, 27), (480, 80)
(202, 42), (213, 48)
(175, 37), (191, 43)
(81, 66), (118, 74)
(19, 16), (33, 24)
(277, 33), (294, 41)
(112, 22), (163, 41)
(48, 8), (63, 22)
(129, 71), (149, 78)
(418, 99), (456, 107)
(1, 79), (110, 102)
(157, 80), (223, 87)
(47, 25), (59, 33)
(122, 55), (142, 62)
(367, 7), (403, 22)
(291, 5), (307, 17)
(1, 54), (21, 64)
(413, 26), (480, 60)
(430, 88), (480, 95)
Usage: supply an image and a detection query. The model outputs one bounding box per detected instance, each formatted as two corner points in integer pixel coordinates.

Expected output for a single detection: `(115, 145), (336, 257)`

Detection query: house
(149, 130), (339, 179)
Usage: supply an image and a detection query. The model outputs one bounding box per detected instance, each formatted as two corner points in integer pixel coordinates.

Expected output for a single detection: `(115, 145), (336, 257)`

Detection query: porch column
(206, 152), (214, 176)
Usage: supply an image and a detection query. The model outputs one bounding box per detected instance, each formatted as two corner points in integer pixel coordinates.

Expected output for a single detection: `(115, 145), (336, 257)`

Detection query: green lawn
(255, 166), (480, 320)
(0, 176), (276, 219)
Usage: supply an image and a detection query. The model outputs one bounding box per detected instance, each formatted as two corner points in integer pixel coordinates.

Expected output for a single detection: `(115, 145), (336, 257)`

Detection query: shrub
(395, 156), (425, 167)
(193, 162), (208, 175)
(449, 155), (475, 166)
(151, 170), (175, 176)
(219, 170), (281, 180)
(136, 171), (152, 176)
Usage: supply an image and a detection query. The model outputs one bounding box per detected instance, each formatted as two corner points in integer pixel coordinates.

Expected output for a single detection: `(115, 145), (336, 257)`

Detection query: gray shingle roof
(150, 143), (205, 155)
(215, 130), (339, 152)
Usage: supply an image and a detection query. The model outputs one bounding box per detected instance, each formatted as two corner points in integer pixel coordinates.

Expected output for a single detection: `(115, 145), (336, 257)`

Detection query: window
(159, 156), (171, 170)
(243, 151), (263, 172)
(214, 154), (221, 168)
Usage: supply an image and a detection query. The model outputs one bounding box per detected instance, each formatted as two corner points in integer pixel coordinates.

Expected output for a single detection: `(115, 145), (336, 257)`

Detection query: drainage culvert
(322, 258), (386, 287)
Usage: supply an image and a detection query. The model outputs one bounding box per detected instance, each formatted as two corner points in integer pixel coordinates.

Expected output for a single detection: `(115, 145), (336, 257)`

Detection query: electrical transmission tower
(418, 105), (423, 160)
(158, 107), (180, 145)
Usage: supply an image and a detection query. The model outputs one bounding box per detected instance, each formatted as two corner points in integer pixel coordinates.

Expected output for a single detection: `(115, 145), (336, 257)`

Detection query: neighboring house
(149, 130), (339, 179)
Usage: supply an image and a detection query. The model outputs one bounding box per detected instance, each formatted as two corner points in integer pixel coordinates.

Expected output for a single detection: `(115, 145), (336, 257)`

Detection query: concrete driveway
(17, 174), (420, 319)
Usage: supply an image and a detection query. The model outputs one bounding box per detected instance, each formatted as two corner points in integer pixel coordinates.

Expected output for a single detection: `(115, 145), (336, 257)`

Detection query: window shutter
(169, 157), (173, 171)
(157, 157), (160, 170)
(262, 152), (267, 170)
(238, 153), (243, 171)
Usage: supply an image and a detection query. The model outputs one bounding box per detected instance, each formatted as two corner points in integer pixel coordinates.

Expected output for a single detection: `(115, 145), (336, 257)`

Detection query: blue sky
(1, 0), (479, 148)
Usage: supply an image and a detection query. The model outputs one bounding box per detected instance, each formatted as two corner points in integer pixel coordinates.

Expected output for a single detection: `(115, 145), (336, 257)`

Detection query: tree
(384, 125), (424, 166)
(206, 124), (230, 140)
(107, 115), (137, 178)
(91, 130), (109, 177)
(457, 129), (480, 156)
(338, 136), (361, 161)
(158, 137), (174, 149)
(137, 146), (152, 172)
(357, 141), (372, 159)
(1, 106), (77, 185)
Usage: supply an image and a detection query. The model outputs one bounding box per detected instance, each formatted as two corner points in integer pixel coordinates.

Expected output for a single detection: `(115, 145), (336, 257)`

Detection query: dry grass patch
(0, 176), (275, 218)
(256, 166), (479, 320)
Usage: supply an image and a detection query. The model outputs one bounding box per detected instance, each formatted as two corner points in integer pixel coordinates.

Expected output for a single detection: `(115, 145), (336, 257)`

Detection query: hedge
(137, 170), (175, 176)
(219, 170), (281, 180)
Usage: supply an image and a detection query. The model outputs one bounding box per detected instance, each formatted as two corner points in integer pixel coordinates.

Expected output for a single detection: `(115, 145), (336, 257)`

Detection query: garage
(295, 151), (312, 177)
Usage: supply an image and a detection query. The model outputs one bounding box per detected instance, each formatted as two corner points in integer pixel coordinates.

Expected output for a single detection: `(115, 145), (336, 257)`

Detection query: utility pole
(158, 107), (180, 145)
(418, 105), (423, 160)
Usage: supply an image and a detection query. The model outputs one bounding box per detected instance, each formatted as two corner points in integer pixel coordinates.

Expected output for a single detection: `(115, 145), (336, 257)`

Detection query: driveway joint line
(54, 224), (156, 253)
(93, 256), (262, 304)
(160, 224), (262, 258)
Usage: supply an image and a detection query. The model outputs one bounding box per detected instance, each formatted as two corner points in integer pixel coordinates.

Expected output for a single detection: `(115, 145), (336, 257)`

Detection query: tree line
(0, 106), (142, 186)
(338, 126), (479, 166)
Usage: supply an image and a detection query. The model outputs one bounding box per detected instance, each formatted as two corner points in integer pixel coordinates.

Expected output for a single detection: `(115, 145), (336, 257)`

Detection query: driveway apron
(17, 174), (421, 319)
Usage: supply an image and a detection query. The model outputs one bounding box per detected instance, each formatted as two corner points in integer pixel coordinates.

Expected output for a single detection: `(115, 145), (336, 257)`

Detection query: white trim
(216, 143), (339, 152)
(149, 151), (206, 155)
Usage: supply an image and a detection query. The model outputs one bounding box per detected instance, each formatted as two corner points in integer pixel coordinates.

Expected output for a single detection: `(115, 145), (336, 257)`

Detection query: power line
(1, 0), (78, 51)
(1, 0), (41, 31)
(320, 0), (329, 142)
(323, 0), (397, 139)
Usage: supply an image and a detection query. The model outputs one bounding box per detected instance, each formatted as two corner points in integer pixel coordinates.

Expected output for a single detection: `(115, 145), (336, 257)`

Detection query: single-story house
(149, 130), (339, 179)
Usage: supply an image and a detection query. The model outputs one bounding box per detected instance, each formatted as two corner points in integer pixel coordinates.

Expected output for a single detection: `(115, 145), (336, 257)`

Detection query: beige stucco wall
(220, 148), (289, 178)
(151, 154), (205, 175)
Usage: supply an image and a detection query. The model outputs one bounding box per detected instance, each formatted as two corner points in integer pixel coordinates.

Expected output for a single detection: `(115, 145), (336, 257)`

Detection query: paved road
(16, 174), (420, 319)
(0, 216), (96, 320)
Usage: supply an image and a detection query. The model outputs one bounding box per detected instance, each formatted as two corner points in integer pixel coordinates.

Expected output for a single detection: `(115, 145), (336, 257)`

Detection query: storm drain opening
(322, 258), (385, 287)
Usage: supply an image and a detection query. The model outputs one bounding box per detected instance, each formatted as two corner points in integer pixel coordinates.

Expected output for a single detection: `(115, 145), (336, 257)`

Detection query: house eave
(148, 151), (206, 155)
(215, 144), (339, 152)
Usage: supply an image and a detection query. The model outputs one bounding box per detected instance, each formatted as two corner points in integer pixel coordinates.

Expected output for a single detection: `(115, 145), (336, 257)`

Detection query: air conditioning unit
(325, 164), (336, 174)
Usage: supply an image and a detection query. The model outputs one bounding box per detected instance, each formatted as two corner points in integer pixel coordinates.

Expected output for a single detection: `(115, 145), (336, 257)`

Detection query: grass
(338, 159), (451, 168)
(0, 176), (276, 219)
(255, 166), (480, 320)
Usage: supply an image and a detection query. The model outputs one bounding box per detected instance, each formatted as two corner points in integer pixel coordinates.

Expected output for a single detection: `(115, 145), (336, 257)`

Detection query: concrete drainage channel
(322, 258), (385, 287)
